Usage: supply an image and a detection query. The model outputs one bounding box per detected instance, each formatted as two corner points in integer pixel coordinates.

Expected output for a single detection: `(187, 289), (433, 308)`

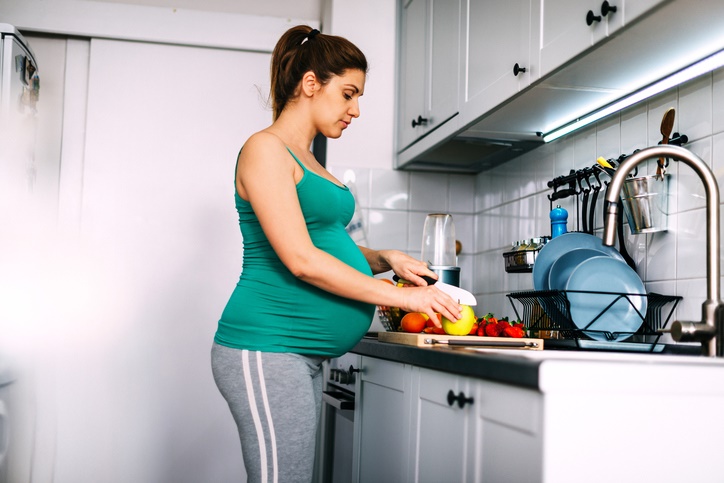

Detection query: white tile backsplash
(410, 171), (449, 213)
(369, 168), (409, 210)
(713, 68), (724, 134)
(679, 74), (713, 143)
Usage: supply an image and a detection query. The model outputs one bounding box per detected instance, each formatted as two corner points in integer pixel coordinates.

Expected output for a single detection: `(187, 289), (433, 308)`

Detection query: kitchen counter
(350, 334), (724, 482)
(351, 333), (724, 391)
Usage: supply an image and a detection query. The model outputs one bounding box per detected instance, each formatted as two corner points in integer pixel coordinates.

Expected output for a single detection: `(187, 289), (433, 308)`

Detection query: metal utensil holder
(507, 290), (681, 349)
(621, 174), (670, 234)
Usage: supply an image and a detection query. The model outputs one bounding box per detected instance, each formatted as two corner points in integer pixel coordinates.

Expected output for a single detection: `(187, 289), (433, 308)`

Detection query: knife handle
(392, 274), (438, 286)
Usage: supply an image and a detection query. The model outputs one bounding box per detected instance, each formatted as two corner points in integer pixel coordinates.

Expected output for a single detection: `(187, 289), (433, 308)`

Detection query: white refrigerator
(0, 22), (39, 483)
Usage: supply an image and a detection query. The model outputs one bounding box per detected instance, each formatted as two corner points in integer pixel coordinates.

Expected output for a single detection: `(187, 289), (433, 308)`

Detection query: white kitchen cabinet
(461, 0), (541, 125)
(539, 0), (668, 77)
(354, 356), (412, 483)
(470, 378), (543, 482)
(409, 367), (474, 482)
(397, 0), (461, 153)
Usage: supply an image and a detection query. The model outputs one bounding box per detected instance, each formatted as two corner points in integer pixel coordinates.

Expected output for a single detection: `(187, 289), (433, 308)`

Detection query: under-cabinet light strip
(542, 49), (724, 143)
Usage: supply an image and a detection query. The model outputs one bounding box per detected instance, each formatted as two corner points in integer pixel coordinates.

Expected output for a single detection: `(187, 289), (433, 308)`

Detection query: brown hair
(269, 25), (368, 120)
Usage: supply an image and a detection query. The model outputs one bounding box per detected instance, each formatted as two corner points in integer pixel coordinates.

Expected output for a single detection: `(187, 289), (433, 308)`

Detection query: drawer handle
(601, 1), (617, 17)
(447, 389), (474, 409)
(412, 115), (429, 128)
(586, 10), (602, 25)
(513, 63), (527, 76)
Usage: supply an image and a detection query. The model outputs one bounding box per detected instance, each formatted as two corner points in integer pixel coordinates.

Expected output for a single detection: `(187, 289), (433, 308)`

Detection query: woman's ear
(300, 71), (319, 97)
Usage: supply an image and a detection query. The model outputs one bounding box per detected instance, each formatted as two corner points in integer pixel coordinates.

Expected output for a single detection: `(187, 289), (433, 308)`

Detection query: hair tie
(301, 29), (320, 45)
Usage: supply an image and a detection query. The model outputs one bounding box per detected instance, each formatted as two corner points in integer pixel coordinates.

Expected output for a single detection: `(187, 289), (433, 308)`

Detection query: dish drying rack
(507, 290), (682, 352)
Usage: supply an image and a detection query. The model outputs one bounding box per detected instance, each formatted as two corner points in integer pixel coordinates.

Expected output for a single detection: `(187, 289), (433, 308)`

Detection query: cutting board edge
(377, 331), (544, 350)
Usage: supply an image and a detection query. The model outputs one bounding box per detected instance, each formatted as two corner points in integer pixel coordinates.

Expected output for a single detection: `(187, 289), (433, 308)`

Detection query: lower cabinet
(471, 379), (543, 482)
(354, 356), (542, 482)
(354, 356), (412, 482)
(410, 367), (473, 483)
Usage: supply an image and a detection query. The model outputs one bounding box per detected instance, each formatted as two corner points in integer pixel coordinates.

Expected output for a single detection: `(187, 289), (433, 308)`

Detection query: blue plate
(566, 256), (647, 342)
(548, 248), (605, 291)
(532, 232), (625, 291)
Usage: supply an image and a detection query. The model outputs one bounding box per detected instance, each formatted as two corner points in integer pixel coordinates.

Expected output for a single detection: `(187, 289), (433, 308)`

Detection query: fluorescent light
(542, 49), (724, 142)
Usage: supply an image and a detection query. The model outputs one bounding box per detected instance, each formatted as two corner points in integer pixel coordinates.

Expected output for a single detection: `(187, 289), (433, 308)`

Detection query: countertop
(351, 333), (724, 391)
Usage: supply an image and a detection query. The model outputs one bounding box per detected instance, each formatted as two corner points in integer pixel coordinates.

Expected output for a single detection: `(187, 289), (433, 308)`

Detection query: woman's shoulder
(237, 130), (293, 175)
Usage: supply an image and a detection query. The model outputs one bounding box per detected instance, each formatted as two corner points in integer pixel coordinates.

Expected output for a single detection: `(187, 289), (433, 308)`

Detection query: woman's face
(312, 69), (366, 139)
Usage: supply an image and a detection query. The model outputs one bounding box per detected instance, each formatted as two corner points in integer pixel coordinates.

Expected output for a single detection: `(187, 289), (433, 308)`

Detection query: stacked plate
(532, 232), (646, 341)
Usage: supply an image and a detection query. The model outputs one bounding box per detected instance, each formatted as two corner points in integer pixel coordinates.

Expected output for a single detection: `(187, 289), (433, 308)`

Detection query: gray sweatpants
(211, 343), (325, 483)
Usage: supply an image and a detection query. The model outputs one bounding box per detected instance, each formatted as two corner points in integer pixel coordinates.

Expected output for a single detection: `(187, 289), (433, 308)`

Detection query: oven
(314, 352), (360, 483)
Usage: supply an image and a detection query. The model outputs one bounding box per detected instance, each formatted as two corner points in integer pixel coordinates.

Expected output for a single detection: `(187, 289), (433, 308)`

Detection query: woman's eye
(344, 93), (352, 100)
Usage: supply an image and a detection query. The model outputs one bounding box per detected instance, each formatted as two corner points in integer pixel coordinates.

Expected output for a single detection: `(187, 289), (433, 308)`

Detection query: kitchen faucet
(602, 145), (723, 357)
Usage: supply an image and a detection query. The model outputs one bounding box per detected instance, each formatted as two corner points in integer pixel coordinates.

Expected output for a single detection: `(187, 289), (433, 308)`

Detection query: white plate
(566, 256), (647, 342)
(532, 232), (625, 291)
(548, 248), (605, 291)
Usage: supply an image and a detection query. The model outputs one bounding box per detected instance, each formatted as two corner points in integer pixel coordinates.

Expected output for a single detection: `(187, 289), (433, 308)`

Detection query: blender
(421, 213), (460, 287)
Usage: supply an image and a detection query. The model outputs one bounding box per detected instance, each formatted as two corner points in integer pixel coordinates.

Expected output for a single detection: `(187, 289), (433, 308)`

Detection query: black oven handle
(322, 390), (355, 411)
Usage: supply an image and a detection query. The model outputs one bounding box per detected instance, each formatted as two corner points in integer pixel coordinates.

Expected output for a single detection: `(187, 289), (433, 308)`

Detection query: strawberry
(468, 322), (479, 335)
(503, 326), (525, 338)
(477, 324), (485, 337)
(513, 321), (525, 329)
(484, 322), (502, 337)
(497, 319), (511, 333)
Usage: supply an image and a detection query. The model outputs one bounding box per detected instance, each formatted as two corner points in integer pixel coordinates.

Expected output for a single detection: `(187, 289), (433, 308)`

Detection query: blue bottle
(550, 205), (568, 238)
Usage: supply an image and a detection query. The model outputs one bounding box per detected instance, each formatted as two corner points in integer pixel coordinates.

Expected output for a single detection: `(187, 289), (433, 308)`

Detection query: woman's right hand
(396, 284), (461, 327)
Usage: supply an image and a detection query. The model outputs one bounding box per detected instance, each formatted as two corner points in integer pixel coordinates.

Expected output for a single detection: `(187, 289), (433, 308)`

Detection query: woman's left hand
(380, 250), (438, 287)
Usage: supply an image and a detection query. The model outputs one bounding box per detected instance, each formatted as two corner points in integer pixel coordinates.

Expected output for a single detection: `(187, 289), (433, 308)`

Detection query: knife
(393, 275), (477, 306)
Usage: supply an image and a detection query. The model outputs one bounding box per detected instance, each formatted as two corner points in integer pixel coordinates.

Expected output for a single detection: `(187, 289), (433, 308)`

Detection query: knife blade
(420, 276), (477, 306)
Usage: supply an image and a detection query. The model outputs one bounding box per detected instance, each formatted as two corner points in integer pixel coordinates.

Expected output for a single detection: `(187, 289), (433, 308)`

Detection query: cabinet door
(355, 357), (411, 483)
(539, 0), (603, 76)
(470, 379), (543, 482)
(428, 0), (461, 129)
(463, 0), (534, 121)
(411, 368), (473, 483)
(398, 0), (428, 151)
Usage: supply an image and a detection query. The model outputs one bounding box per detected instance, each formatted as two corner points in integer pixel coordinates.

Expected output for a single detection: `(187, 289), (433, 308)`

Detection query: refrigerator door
(1, 23), (39, 117)
(0, 24), (40, 196)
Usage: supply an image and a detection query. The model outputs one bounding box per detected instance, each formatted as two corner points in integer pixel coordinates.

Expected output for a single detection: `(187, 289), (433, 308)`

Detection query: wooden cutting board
(377, 331), (544, 350)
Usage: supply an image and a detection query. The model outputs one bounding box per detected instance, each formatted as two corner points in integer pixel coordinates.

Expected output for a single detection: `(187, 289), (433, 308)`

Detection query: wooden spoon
(657, 108), (675, 179)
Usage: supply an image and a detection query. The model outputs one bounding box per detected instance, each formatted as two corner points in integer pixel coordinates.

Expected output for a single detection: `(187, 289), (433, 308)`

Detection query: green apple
(441, 305), (477, 336)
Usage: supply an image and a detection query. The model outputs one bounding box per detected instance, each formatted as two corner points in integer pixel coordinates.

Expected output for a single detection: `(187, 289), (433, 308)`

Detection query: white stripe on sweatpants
(241, 350), (279, 483)
(255, 351), (279, 483)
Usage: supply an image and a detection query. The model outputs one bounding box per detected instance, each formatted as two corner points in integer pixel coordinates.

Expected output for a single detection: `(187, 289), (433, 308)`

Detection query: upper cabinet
(397, 0), (462, 153)
(539, 0), (665, 77)
(396, 0), (724, 173)
(461, 0), (540, 125)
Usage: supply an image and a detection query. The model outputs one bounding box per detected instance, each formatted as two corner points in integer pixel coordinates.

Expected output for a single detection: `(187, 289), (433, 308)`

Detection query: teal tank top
(214, 148), (375, 357)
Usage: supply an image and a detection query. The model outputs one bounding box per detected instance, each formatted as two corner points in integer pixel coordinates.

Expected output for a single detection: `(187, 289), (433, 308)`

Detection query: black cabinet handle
(513, 63), (527, 76)
(601, 1), (617, 16)
(447, 389), (474, 409)
(348, 365), (360, 374)
(411, 115), (429, 128)
(586, 10), (602, 25)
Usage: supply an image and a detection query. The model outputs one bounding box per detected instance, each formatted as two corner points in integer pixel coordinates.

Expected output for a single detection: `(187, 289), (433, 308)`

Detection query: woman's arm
(237, 134), (461, 324)
(358, 247), (438, 286)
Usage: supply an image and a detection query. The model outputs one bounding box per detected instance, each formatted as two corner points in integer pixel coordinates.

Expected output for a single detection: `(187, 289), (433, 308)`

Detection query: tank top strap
(285, 147), (307, 171)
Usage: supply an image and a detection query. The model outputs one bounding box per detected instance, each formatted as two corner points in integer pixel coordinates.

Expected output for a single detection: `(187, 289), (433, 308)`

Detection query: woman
(211, 25), (461, 483)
